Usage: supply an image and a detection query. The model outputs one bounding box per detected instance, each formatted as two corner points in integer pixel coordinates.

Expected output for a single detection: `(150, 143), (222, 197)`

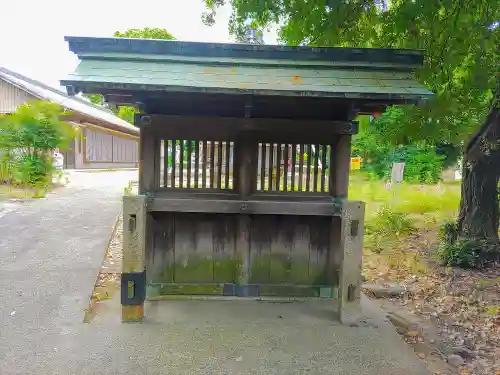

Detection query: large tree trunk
(457, 98), (500, 245)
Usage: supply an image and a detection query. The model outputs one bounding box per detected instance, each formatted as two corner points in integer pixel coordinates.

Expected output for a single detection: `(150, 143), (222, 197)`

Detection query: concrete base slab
(75, 294), (431, 375)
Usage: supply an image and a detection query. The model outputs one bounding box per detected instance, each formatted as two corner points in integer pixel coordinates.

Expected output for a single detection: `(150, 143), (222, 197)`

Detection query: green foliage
(439, 238), (482, 268)
(0, 100), (75, 188)
(366, 207), (415, 236)
(204, 0), (498, 150)
(364, 207), (415, 254)
(438, 221), (498, 268)
(83, 94), (105, 105)
(113, 27), (175, 40)
(353, 131), (445, 184)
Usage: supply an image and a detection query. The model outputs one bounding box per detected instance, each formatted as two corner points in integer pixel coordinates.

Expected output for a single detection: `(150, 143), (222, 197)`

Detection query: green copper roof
(61, 37), (433, 101)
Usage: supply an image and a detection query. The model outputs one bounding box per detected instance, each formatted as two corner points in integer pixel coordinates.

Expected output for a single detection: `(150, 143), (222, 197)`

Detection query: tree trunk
(457, 100), (500, 244)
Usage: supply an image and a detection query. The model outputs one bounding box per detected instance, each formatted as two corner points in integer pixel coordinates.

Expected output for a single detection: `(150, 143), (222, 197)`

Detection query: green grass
(349, 172), (460, 218)
(350, 172), (461, 264)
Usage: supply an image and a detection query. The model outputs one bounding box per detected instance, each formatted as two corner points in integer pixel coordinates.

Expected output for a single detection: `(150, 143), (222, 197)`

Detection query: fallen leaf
(416, 353), (426, 359)
(405, 330), (419, 337)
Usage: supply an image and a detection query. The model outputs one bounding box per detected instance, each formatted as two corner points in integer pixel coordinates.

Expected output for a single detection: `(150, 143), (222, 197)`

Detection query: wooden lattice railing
(159, 140), (234, 190)
(256, 143), (332, 193)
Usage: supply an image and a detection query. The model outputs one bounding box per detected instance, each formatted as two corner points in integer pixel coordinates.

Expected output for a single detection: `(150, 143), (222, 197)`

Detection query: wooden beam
(148, 197), (342, 216)
(149, 115), (357, 142)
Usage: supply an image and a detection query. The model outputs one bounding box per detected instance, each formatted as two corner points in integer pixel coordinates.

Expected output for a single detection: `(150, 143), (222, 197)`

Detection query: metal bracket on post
(121, 271), (147, 305)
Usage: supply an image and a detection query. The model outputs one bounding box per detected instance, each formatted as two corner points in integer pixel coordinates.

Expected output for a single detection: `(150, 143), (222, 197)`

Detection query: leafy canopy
(204, 0), (499, 146)
(114, 27), (175, 40)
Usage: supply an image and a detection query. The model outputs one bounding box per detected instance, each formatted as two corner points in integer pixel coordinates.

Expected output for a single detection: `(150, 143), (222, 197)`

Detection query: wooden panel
(148, 213), (175, 282)
(248, 216), (272, 283)
(248, 215), (330, 286)
(212, 215), (237, 283)
(149, 213), (238, 285)
(173, 214), (214, 283)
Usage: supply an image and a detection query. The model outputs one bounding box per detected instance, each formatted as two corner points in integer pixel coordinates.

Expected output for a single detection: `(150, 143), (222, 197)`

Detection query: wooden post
(330, 135), (351, 199)
(337, 201), (365, 324)
(234, 134), (255, 288)
(139, 127), (157, 195)
(122, 195), (147, 322)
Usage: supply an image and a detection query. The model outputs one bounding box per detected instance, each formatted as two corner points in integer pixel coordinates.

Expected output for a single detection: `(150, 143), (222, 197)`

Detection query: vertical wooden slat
(268, 143), (274, 191)
(217, 141), (223, 189)
(163, 140), (169, 188)
(210, 141), (215, 188)
(276, 144), (282, 192)
(195, 141), (200, 188)
(298, 144), (303, 192)
(283, 144), (289, 192)
(187, 140), (192, 188)
(321, 144), (327, 192)
(225, 141), (230, 189)
(291, 144), (296, 192)
(306, 144), (312, 192)
(154, 138), (161, 189)
(202, 141), (207, 188)
(313, 143), (319, 192)
(260, 143), (267, 191)
(171, 140), (176, 188)
(179, 140), (184, 188)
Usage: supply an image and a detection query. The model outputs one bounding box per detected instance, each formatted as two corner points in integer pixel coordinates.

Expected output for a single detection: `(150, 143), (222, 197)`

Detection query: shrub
(0, 100), (74, 189)
(438, 221), (498, 268)
(439, 238), (483, 268)
(352, 113), (446, 184)
(366, 207), (415, 236)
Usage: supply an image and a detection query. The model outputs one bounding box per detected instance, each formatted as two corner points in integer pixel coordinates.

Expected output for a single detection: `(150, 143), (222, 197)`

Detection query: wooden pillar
(337, 201), (365, 324)
(330, 134), (351, 199)
(234, 134), (256, 292)
(139, 126), (157, 195)
(121, 195), (147, 322)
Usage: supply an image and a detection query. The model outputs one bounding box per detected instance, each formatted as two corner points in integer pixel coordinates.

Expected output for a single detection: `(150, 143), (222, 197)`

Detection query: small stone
(235, 356), (243, 362)
(417, 353), (426, 359)
(447, 354), (465, 368)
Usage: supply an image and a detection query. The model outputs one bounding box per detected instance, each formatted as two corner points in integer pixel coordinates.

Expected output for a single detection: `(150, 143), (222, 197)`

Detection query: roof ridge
(0, 66), (115, 114)
(0, 66), (139, 136)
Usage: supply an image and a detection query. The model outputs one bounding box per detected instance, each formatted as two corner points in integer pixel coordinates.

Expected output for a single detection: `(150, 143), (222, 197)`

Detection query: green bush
(0, 100), (75, 189)
(439, 239), (483, 268)
(438, 221), (498, 268)
(352, 112), (447, 184)
(13, 154), (54, 188)
(366, 207), (415, 236)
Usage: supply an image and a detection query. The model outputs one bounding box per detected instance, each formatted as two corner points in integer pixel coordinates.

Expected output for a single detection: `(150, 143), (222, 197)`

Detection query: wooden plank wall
(148, 212), (330, 288)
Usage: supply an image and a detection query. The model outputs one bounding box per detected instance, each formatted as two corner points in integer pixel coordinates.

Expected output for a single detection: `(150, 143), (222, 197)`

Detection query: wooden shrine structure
(62, 37), (432, 323)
